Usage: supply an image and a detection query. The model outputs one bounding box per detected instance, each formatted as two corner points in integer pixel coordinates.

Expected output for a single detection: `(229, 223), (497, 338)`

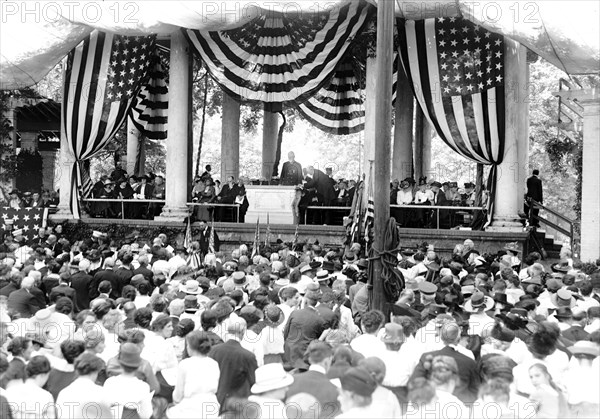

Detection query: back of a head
(358, 357), (386, 384)
(226, 316), (247, 337)
(306, 340), (333, 365)
(21, 276), (35, 289)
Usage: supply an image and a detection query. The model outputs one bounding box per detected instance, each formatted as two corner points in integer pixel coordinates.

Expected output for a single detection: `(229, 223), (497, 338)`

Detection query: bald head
(288, 151), (295, 162)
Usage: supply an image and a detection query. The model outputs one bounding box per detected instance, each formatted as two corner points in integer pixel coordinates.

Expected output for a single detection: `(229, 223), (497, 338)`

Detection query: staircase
(531, 228), (565, 259)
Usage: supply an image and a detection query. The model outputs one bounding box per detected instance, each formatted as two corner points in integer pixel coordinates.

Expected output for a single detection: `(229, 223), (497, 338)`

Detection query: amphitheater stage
(57, 218), (529, 255)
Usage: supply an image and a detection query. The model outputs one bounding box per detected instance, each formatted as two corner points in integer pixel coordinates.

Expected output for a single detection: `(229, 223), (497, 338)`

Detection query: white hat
(251, 363), (294, 394)
(12, 229), (24, 237)
(316, 270), (330, 282)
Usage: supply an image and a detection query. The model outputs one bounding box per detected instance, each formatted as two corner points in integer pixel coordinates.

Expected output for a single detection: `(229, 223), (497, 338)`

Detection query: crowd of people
(4, 189), (59, 210)
(0, 221), (599, 419)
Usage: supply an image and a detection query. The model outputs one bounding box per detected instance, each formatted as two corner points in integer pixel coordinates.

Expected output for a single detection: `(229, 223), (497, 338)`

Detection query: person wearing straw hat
(247, 363), (294, 419)
(563, 340), (600, 417)
(464, 291), (496, 337)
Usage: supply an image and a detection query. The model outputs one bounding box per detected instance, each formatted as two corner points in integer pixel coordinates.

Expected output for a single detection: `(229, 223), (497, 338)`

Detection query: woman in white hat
(248, 363), (294, 419)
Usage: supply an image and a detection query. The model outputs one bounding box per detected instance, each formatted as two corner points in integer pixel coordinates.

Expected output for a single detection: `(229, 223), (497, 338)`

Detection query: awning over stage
(1, 0), (598, 92)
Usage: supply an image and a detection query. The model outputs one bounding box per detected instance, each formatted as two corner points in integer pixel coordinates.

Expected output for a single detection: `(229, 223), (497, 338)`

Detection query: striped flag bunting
(208, 220), (216, 254)
(129, 53), (168, 140)
(292, 223), (299, 249)
(397, 17), (506, 225)
(296, 53), (399, 135)
(183, 214), (192, 251)
(264, 213), (271, 246)
(251, 218), (260, 258)
(78, 162), (94, 199)
(183, 1), (373, 103)
(62, 31), (156, 218)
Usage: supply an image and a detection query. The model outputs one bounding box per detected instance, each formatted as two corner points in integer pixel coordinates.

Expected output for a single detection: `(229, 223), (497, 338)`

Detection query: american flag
(130, 53), (168, 140)
(208, 220), (216, 254)
(363, 174), (374, 249)
(1, 207), (48, 241)
(251, 218), (260, 258)
(398, 17), (505, 165)
(62, 31), (156, 218)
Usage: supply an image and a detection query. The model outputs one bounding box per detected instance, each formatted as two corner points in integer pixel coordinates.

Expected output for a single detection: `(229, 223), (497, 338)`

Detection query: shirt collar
(308, 364), (327, 374)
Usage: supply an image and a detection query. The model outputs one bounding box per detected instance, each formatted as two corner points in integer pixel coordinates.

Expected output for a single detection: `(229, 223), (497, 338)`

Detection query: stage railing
(186, 202), (240, 223)
(390, 204), (485, 228)
(82, 198), (241, 222)
(304, 206), (352, 225)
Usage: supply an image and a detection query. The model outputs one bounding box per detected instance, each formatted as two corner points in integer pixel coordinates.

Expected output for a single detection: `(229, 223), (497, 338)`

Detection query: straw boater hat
(380, 323), (405, 344)
(568, 341), (600, 358)
(315, 270), (330, 282)
(232, 271), (248, 287)
(550, 289), (577, 308)
(263, 305), (285, 327)
(182, 279), (201, 295)
(251, 363), (294, 394)
(465, 291), (495, 312)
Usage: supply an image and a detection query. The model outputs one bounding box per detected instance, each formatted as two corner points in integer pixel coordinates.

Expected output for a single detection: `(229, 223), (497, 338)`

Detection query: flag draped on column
(397, 17), (505, 225)
(62, 31), (156, 218)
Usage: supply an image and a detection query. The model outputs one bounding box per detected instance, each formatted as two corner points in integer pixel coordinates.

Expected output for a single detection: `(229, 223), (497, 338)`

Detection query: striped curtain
(397, 17), (505, 226)
(183, 1), (373, 103)
(130, 53), (169, 140)
(296, 53), (400, 135)
(62, 31), (156, 218)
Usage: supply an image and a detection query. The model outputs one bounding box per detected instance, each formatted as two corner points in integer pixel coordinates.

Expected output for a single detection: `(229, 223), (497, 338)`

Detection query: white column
(155, 31), (190, 222)
(221, 91), (240, 181)
(392, 63), (414, 181)
(422, 121), (432, 179)
(489, 39), (526, 231)
(579, 93), (600, 261)
(52, 115), (75, 219)
(126, 117), (140, 176)
(517, 59), (533, 212)
(261, 104), (279, 180)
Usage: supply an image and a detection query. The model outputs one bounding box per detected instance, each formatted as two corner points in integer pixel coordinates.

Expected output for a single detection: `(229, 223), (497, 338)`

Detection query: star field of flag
(436, 17), (504, 97)
(106, 36), (154, 102)
(1, 207), (48, 240)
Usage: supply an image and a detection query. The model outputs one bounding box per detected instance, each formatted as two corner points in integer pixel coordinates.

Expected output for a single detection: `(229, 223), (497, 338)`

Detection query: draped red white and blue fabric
(398, 17), (505, 224)
(130, 53), (169, 140)
(297, 53), (399, 135)
(62, 31), (156, 218)
(1, 207), (48, 241)
(183, 1), (373, 103)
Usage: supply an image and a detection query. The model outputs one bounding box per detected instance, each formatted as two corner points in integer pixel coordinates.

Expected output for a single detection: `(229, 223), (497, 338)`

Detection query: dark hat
(418, 177), (428, 186)
(322, 260), (335, 272)
(554, 307), (573, 320)
(515, 298), (539, 311)
(400, 249), (415, 257)
(9, 189), (19, 195)
(430, 181), (442, 188)
(426, 262), (441, 272)
(69, 260), (80, 269)
(449, 182), (458, 188)
(465, 291), (494, 312)
(184, 295), (199, 312)
(546, 278), (564, 292)
(509, 307), (529, 319)
(464, 182), (475, 188)
(264, 305), (285, 327)
(428, 304), (448, 317)
(439, 275), (454, 287)
(232, 271), (248, 286)
(551, 263), (570, 274)
(118, 342), (142, 368)
(404, 177), (416, 185)
(418, 282), (438, 295)
(309, 261), (322, 270)
(87, 249), (101, 262)
(492, 292), (513, 307)
(490, 323), (515, 342)
(22, 191), (32, 196)
(340, 367), (378, 397)
(305, 283), (321, 301)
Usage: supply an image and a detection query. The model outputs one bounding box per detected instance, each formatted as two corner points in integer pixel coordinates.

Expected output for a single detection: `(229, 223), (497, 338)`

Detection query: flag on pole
(363, 174), (374, 248)
(251, 218), (260, 258)
(183, 214), (192, 251)
(292, 223), (299, 250)
(264, 213), (271, 247)
(208, 220), (216, 254)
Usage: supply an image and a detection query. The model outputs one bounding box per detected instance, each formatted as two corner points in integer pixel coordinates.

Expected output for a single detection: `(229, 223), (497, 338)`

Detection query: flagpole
(370, 0), (394, 315)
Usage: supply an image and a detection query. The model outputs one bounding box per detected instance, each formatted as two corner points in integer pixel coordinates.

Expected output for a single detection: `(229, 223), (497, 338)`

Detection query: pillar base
(49, 206), (74, 221)
(487, 216), (524, 233)
(154, 205), (190, 223)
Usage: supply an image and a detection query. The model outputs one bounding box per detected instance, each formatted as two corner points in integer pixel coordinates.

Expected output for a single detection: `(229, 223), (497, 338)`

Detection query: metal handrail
(391, 204), (485, 229)
(186, 202), (240, 223)
(528, 198), (575, 251)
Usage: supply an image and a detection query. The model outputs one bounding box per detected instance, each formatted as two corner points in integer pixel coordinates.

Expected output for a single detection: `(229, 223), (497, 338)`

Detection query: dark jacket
(281, 161), (303, 185)
(410, 345), (481, 404)
(49, 284), (77, 305)
(526, 175), (543, 204)
(209, 340), (258, 411)
(305, 169), (335, 205)
(70, 271), (95, 312)
(132, 265), (154, 284)
(7, 288), (41, 318)
(284, 306), (326, 366)
(286, 369), (341, 418)
(562, 325), (589, 343)
(94, 268), (121, 299)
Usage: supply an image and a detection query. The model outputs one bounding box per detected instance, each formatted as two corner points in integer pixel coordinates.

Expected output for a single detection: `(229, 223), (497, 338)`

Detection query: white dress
(166, 356), (221, 419)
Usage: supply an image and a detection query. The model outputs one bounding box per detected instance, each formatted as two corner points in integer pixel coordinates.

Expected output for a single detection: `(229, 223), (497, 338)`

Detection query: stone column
(516, 55), (535, 212)
(422, 120), (432, 179)
(363, 55), (377, 206)
(126, 117), (140, 176)
(578, 91), (600, 261)
(52, 120), (75, 219)
(489, 39), (527, 231)
(392, 63), (414, 181)
(261, 103), (279, 180)
(155, 31), (190, 222)
(221, 91), (241, 181)
(413, 106), (431, 180)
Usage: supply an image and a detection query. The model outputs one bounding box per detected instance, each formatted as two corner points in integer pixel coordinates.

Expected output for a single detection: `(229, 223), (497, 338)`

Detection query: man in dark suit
(114, 253), (135, 293)
(197, 221), (220, 256)
(280, 151), (303, 186)
(133, 175), (154, 218)
(93, 257), (121, 299)
(305, 166), (335, 224)
(69, 261), (95, 313)
(215, 176), (239, 221)
(284, 285), (327, 367)
(209, 317), (257, 413)
(428, 181), (449, 228)
(410, 319), (480, 404)
(7, 277), (41, 318)
(286, 341), (341, 418)
(132, 255), (154, 284)
(0, 274), (20, 298)
(526, 169), (543, 227)
(49, 274), (77, 305)
(561, 308), (590, 342)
